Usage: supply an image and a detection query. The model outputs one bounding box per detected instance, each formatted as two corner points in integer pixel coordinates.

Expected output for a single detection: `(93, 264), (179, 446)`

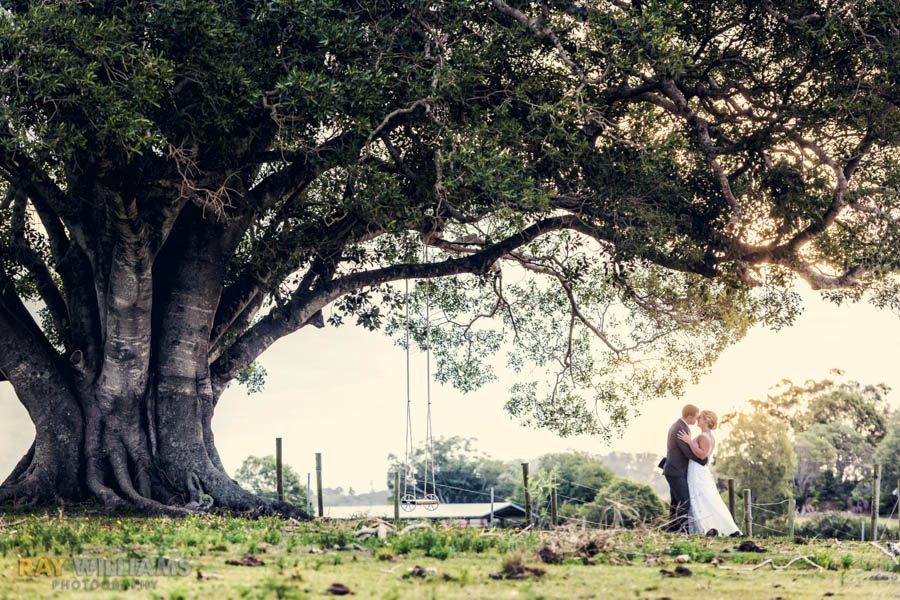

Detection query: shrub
(797, 513), (863, 540)
(581, 479), (665, 528)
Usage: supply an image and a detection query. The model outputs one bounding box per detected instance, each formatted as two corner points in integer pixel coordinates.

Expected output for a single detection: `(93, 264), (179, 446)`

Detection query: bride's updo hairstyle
(700, 410), (718, 430)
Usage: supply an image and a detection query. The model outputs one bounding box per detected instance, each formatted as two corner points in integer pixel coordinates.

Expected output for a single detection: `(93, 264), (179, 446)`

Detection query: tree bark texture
(0, 205), (306, 518)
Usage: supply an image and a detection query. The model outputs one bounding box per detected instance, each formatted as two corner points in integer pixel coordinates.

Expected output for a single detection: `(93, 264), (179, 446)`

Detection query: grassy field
(1, 509), (900, 599)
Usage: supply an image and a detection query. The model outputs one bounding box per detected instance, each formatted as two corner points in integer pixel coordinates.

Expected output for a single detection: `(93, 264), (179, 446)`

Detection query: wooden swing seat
(414, 498), (439, 505)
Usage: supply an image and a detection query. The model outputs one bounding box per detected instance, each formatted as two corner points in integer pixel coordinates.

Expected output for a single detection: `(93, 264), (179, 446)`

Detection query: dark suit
(662, 419), (708, 533)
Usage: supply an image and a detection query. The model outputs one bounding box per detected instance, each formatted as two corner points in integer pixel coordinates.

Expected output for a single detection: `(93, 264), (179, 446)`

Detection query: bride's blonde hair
(700, 410), (718, 430)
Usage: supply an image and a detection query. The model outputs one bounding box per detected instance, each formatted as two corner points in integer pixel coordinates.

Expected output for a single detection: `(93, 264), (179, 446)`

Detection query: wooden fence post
(522, 463), (532, 526)
(728, 479), (735, 520)
(788, 498), (796, 538)
(551, 486), (558, 528)
(872, 463), (882, 541)
(490, 487), (495, 528)
(307, 472), (311, 516)
(275, 437), (283, 502)
(315, 452), (324, 519)
(393, 471), (400, 528)
(743, 489), (752, 537)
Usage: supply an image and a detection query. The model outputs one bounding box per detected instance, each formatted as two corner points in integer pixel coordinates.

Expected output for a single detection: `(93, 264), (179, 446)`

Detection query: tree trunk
(0, 206), (307, 518)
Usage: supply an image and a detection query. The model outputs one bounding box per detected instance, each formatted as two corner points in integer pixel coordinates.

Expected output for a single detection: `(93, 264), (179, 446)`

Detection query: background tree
(581, 479), (665, 528)
(513, 451), (616, 506)
(599, 452), (668, 498)
(875, 411), (900, 514)
(727, 375), (891, 508)
(234, 456), (309, 511)
(387, 437), (517, 503)
(2, 0), (900, 514)
(793, 429), (837, 496)
(716, 410), (796, 509)
(735, 376), (891, 442)
(806, 423), (873, 484)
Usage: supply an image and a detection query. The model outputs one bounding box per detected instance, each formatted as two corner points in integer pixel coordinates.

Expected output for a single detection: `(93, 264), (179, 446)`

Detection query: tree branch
(7, 189), (71, 346)
(210, 214), (588, 388)
(491, 0), (586, 83)
(0, 137), (89, 256)
(246, 132), (360, 211)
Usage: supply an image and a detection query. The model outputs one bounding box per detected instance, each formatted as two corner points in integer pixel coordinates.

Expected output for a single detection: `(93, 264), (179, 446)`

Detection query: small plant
(667, 540), (715, 563)
(263, 529), (283, 545)
(811, 550), (838, 570)
(259, 576), (307, 600)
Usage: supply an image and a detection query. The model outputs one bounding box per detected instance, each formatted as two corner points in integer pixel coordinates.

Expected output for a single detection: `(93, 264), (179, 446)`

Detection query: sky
(2, 285), (899, 494)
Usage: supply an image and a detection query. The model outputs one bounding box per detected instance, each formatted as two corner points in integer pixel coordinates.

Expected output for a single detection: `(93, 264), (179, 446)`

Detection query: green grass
(1, 509), (900, 599)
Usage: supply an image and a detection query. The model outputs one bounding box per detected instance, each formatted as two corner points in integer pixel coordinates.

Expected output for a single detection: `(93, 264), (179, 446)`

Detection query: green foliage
(581, 479), (665, 528)
(666, 540), (716, 563)
(389, 525), (500, 557)
(235, 361), (268, 395)
(797, 513), (865, 541)
(512, 452), (616, 510)
(805, 423), (873, 483)
(875, 410), (900, 513)
(794, 429), (838, 495)
(716, 410), (796, 507)
(388, 437), (517, 503)
(732, 376), (892, 510)
(741, 378), (891, 443)
(598, 452), (669, 498)
(3, 0), (900, 453)
(234, 455), (309, 510)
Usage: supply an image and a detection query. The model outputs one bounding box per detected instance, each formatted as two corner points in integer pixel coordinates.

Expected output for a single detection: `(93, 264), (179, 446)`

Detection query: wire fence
(301, 451), (899, 540)
(409, 474), (726, 535)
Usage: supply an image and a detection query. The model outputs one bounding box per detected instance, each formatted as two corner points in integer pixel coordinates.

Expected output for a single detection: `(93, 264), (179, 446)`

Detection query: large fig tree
(1, 0), (898, 514)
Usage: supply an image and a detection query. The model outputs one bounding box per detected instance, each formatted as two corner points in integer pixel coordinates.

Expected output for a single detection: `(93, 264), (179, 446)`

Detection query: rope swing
(401, 244), (439, 511)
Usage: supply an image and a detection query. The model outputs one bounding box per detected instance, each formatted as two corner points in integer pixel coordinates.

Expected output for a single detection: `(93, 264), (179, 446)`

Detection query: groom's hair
(681, 404), (700, 418)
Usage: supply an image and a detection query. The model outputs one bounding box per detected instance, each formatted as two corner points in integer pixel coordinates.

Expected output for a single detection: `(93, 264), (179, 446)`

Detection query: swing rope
(423, 244), (437, 504)
(403, 278), (414, 502)
(400, 243), (439, 511)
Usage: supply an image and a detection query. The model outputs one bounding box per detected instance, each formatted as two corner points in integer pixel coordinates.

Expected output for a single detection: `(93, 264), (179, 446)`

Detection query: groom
(660, 404), (708, 533)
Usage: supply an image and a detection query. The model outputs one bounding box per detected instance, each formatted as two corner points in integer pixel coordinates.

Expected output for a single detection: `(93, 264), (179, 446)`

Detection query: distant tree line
(717, 375), (900, 517)
(388, 436), (665, 527)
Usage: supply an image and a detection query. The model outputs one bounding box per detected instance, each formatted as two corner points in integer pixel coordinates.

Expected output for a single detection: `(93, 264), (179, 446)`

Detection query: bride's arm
(677, 431), (711, 459)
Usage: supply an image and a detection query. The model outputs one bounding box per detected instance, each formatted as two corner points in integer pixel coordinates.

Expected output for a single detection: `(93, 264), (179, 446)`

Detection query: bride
(676, 410), (741, 536)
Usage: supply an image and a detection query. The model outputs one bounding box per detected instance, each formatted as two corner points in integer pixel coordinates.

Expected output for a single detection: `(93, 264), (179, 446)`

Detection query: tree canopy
(716, 409), (796, 506)
(1, 0), (900, 513)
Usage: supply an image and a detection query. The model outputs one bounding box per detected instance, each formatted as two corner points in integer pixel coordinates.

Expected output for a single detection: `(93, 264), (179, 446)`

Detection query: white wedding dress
(687, 432), (741, 536)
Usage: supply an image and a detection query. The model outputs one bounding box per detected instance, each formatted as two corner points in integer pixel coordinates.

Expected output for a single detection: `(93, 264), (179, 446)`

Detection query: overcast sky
(2, 285), (899, 494)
